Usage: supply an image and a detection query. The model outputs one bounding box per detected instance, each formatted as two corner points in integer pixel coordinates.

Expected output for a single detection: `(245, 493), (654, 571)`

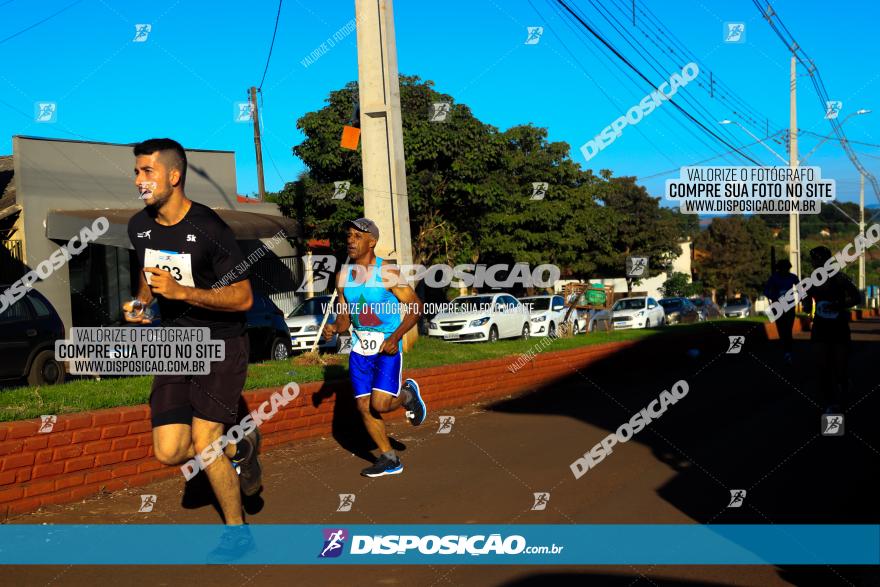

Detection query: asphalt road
(4, 319), (880, 586)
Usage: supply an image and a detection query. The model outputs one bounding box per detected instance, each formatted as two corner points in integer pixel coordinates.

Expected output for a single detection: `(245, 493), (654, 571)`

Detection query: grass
(0, 320), (751, 422)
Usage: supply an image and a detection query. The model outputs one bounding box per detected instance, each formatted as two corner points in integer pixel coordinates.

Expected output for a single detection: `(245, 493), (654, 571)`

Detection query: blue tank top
(343, 257), (402, 350)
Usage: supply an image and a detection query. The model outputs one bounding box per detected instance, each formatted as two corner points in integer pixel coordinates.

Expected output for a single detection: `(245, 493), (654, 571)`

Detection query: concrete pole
(859, 172), (866, 295)
(355, 0), (418, 351)
(788, 56), (801, 281)
(249, 87), (266, 202)
(305, 250), (315, 298)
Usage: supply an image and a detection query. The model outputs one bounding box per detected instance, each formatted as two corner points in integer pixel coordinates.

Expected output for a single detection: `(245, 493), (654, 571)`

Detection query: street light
(800, 109), (872, 164)
(719, 119), (789, 164)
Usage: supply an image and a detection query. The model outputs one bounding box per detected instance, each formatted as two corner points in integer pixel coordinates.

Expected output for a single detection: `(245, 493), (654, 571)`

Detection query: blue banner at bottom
(0, 525), (876, 565)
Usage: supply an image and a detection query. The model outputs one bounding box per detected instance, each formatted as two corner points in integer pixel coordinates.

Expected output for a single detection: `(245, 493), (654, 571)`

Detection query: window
(0, 298), (31, 322)
(27, 293), (53, 317)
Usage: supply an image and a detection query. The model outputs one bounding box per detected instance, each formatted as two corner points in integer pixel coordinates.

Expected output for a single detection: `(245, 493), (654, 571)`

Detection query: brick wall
(0, 339), (639, 519)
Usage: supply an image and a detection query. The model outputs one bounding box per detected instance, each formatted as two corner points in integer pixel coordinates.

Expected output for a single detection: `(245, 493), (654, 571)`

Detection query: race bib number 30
(144, 249), (195, 287)
(353, 330), (384, 356)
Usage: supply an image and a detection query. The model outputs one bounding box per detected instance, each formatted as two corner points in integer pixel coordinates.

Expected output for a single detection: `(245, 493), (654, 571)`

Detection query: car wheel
(645, 319), (651, 328)
(270, 337), (290, 361)
(488, 325), (499, 342)
(521, 323), (530, 340)
(28, 350), (65, 386)
(660, 316), (666, 326)
(548, 322), (556, 337)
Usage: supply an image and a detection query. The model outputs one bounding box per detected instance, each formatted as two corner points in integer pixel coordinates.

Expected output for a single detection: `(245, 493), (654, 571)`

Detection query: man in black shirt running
(125, 138), (260, 561)
(802, 246), (861, 414)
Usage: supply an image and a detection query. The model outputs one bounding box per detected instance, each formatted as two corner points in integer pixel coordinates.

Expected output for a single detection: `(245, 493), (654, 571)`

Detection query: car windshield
(289, 297), (330, 317)
(522, 298), (550, 311)
(613, 299), (646, 311)
(725, 298), (749, 307)
(451, 296), (494, 313)
(659, 299), (682, 310)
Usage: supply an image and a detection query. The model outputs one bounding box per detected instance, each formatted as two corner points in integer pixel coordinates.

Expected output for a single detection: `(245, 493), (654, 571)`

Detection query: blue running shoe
(360, 454), (404, 477)
(206, 524), (255, 564)
(402, 378), (427, 426)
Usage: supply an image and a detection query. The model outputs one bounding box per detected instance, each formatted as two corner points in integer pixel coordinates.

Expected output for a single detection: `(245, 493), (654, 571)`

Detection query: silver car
(285, 295), (339, 352)
(722, 296), (752, 318)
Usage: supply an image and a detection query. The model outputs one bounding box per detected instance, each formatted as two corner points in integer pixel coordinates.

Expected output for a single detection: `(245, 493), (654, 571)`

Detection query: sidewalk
(4, 319), (879, 586)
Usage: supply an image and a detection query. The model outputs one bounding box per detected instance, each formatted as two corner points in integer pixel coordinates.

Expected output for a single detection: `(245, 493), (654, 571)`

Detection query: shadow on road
(310, 363), (406, 464)
(488, 319), (880, 587)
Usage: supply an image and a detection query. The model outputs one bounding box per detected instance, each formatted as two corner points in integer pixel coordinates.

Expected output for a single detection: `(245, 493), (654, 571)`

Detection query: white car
(428, 293), (531, 342)
(285, 295), (339, 352)
(611, 296), (665, 329)
(520, 294), (579, 337)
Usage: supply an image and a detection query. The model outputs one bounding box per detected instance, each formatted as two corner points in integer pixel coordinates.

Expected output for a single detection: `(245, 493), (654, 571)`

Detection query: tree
(660, 272), (701, 298)
(693, 216), (772, 300)
(271, 75), (612, 281)
(592, 176), (682, 294)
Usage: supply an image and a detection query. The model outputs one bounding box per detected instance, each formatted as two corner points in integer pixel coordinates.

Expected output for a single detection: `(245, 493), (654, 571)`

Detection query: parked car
(285, 295), (338, 353)
(246, 293), (293, 361)
(722, 296), (752, 319)
(658, 297), (701, 325)
(428, 293), (530, 342)
(0, 287), (65, 385)
(611, 296), (665, 329)
(149, 291), (292, 361)
(690, 297), (722, 321)
(520, 294), (578, 337)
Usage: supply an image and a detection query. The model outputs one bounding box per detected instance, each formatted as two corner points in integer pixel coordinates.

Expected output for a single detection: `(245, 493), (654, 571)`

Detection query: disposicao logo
(319, 528), (348, 558)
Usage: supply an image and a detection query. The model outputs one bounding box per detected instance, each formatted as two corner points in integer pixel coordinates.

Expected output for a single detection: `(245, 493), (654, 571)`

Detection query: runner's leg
(356, 395), (393, 454)
(150, 376), (196, 465)
(152, 424), (195, 465)
(191, 416), (243, 525)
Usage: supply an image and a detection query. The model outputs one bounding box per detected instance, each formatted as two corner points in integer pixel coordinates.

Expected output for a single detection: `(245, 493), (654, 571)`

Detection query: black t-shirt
(128, 201), (249, 339)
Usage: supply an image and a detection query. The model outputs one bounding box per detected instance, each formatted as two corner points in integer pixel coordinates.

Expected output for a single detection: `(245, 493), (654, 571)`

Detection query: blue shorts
(349, 351), (403, 398)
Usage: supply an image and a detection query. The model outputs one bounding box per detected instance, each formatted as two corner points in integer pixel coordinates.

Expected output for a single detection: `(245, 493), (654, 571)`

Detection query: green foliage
(271, 75), (688, 285)
(660, 272), (701, 298)
(591, 176), (682, 292)
(694, 216), (772, 299)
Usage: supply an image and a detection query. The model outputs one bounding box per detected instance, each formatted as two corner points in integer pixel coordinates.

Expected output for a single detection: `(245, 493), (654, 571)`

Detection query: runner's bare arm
(324, 288), (350, 339)
(380, 267), (422, 354)
(122, 270), (154, 323)
(143, 267), (253, 312)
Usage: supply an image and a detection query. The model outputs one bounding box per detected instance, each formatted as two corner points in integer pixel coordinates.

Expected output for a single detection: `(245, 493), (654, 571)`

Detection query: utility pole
(788, 55), (801, 281)
(859, 172), (866, 295)
(249, 86), (266, 202)
(355, 0), (418, 351)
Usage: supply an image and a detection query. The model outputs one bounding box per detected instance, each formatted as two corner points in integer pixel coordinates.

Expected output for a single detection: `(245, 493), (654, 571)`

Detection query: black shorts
(150, 334), (249, 427)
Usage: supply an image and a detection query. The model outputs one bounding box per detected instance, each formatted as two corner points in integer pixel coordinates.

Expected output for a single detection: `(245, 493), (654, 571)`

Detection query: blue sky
(1, 0), (878, 207)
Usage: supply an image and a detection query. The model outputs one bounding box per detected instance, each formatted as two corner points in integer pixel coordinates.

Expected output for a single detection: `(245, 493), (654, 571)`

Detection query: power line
(258, 0), (284, 90)
(0, 0), (84, 45)
(638, 131), (787, 181)
(582, 0), (752, 157)
(554, 0), (762, 165)
(610, 0), (775, 134)
(546, 1), (746, 166)
(799, 130), (880, 150)
(752, 0), (880, 216)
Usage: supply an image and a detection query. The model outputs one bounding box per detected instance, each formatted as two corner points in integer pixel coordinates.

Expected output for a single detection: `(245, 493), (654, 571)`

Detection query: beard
(144, 185), (173, 212)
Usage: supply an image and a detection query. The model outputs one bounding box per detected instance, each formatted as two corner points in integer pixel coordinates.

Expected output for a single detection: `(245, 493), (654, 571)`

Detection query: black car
(658, 297), (701, 325)
(148, 291), (292, 362)
(0, 287), (65, 385)
(246, 292), (293, 361)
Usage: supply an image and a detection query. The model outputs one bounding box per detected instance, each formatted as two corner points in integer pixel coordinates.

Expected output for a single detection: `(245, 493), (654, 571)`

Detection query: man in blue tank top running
(322, 218), (427, 477)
